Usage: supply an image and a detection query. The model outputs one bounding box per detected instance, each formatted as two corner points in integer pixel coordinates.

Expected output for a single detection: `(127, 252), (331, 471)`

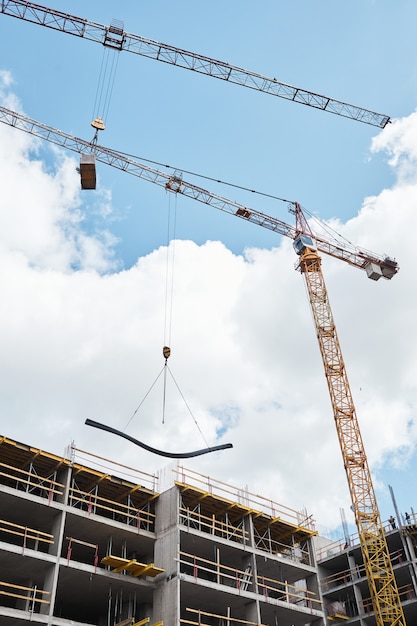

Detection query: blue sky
(0, 1), (417, 534)
(3, 0), (415, 263)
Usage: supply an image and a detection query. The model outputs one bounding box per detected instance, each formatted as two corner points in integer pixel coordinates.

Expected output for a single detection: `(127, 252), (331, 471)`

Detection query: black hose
(85, 418), (233, 459)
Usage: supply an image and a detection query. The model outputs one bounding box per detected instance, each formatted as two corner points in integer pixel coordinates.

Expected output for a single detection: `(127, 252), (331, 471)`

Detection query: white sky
(0, 1), (417, 534)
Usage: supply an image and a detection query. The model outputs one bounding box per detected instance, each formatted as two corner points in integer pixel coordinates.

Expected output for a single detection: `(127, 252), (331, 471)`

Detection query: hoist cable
(113, 148), (292, 205)
(167, 194), (177, 346)
(113, 357), (216, 453)
(94, 49), (111, 120)
(164, 194), (177, 346)
(92, 50), (107, 122)
(122, 365), (166, 432)
(304, 205), (359, 250)
(92, 48), (120, 125)
(162, 362), (168, 425)
(166, 365), (210, 448)
(162, 192), (177, 423)
(87, 181), (230, 456)
(102, 51), (120, 123)
(163, 213), (170, 347)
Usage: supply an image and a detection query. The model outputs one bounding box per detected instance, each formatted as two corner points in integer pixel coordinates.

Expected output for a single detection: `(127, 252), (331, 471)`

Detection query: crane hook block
(163, 346), (171, 360)
(80, 153), (97, 190)
(91, 117), (105, 131)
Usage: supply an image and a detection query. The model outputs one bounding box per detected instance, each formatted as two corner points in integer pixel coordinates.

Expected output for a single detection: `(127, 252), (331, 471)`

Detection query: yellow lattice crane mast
(293, 206), (406, 626)
(0, 105), (406, 624)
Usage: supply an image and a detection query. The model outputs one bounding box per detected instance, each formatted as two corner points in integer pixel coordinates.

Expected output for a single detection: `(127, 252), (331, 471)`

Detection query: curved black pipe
(85, 418), (233, 459)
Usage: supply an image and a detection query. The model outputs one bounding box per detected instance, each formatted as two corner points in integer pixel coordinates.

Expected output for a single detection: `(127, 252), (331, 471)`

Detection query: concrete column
(153, 486), (180, 626)
(347, 552), (367, 626)
(43, 465), (71, 622)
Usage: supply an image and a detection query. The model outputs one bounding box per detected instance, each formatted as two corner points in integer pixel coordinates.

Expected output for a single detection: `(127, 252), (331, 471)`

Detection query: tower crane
(0, 104), (406, 626)
(0, 0), (390, 129)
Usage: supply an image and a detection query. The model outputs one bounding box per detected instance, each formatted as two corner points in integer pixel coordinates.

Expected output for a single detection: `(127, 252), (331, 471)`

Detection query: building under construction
(316, 521), (417, 624)
(0, 3), (409, 624)
(0, 434), (324, 626)
(1, 433), (417, 626)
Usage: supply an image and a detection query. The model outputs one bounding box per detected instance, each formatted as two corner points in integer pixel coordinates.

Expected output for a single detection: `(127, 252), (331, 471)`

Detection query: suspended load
(85, 419), (233, 459)
(79, 153), (96, 190)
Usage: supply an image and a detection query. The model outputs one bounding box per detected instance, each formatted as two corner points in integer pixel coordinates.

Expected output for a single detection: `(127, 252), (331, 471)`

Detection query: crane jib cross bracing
(0, 0), (390, 128)
(0, 104), (398, 280)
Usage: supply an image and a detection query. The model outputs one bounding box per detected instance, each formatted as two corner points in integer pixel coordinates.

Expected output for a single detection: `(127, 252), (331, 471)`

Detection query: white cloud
(371, 111), (417, 181)
(0, 77), (416, 531)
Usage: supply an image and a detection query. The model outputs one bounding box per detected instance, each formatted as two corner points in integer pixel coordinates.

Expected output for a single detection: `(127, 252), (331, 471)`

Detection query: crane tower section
(294, 219), (406, 625)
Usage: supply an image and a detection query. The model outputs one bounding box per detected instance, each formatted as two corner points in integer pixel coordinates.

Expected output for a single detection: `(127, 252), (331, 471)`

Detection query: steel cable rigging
(161, 192), (177, 425)
(87, 190), (233, 458)
(91, 40), (120, 129)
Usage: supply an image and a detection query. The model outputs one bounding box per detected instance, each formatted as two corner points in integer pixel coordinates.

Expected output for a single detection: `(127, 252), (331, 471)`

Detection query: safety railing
(257, 574), (320, 609)
(179, 505), (248, 545)
(0, 580), (51, 612)
(320, 549), (406, 591)
(177, 550), (322, 610)
(68, 485), (156, 531)
(0, 518), (54, 552)
(253, 526), (311, 564)
(65, 536), (99, 569)
(175, 466), (315, 531)
(178, 550), (254, 591)
(70, 446), (159, 493)
(181, 608), (267, 626)
(317, 517), (411, 561)
(0, 461), (65, 502)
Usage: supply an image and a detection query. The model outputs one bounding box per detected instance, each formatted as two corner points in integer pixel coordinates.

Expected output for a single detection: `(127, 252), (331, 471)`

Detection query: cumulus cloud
(0, 75), (416, 530)
(371, 111), (417, 181)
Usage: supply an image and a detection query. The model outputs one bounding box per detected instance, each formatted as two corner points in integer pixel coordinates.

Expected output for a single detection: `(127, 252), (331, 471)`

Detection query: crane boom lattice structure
(294, 211), (406, 626)
(0, 105), (406, 625)
(0, 0), (390, 128)
(0, 105), (398, 280)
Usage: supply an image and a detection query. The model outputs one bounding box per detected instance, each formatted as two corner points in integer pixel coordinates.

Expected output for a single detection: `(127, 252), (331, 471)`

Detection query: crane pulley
(0, 106), (406, 624)
(0, 0), (390, 129)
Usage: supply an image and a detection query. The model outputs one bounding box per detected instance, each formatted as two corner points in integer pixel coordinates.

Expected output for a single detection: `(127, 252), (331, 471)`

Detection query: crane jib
(0, 103), (399, 279)
(0, 0), (391, 128)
